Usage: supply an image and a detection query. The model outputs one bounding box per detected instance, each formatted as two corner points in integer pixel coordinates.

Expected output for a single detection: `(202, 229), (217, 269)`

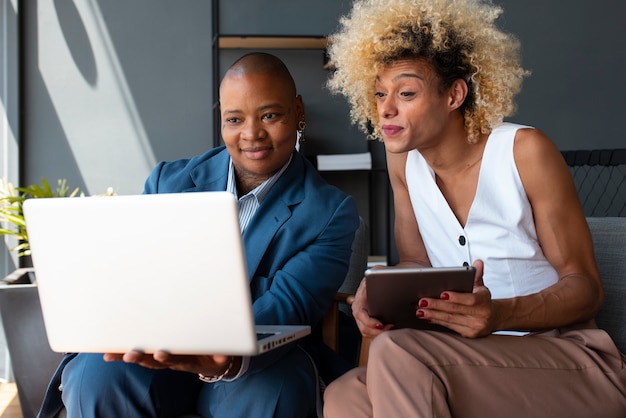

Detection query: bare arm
(351, 150), (431, 338)
(385, 150), (431, 268)
(491, 128), (602, 331)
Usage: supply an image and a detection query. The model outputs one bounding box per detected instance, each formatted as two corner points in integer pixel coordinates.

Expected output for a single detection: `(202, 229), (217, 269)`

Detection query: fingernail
(419, 299), (428, 308)
(375, 323), (383, 330)
(441, 293), (450, 300)
(416, 310), (425, 318)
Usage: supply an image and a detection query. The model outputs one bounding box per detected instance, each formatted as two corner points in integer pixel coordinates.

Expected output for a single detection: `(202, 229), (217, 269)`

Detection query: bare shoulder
(512, 126), (580, 213)
(513, 127), (563, 167)
(512, 127), (570, 183)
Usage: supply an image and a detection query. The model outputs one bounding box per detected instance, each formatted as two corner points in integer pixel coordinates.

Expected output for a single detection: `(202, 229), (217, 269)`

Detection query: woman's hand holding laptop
(104, 351), (242, 382)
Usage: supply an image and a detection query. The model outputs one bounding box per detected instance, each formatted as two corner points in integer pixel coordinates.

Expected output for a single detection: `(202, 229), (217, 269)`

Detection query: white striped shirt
(222, 154), (292, 381)
(226, 154), (292, 232)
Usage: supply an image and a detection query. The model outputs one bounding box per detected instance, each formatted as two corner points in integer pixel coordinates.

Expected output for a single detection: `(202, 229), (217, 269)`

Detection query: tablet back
(366, 266), (475, 330)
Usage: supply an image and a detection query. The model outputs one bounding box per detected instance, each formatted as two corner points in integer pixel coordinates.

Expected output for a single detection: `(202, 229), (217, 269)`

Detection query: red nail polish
(416, 310), (425, 318)
(375, 323), (383, 330)
(441, 293), (450, 300)
(419, 299), (428, 308)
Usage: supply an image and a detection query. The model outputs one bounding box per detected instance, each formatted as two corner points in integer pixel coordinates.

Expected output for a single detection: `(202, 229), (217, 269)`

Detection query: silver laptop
(23, 191), (310, 356)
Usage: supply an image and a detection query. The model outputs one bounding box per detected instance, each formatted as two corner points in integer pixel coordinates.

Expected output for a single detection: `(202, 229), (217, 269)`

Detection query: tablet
(365, 266), (476, 331)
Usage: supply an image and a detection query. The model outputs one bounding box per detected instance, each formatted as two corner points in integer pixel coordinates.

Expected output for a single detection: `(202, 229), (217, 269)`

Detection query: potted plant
(1, 178), (82, 260)
(0, 178), (82, 418)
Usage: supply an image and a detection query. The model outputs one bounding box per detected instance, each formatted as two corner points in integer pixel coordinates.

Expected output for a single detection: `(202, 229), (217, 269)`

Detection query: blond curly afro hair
(327, 0), (529, 143)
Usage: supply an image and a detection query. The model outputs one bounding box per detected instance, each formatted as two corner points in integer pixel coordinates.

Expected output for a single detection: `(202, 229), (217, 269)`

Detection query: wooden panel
(218, 36), (327, 49)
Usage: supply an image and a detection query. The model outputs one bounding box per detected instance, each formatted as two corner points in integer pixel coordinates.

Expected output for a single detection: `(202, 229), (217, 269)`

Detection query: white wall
(0, 0), (19, 382)
(1, 0), (19, 277)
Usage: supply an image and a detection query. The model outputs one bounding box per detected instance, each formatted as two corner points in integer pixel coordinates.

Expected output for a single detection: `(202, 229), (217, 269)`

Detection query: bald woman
(38, 53), (359, 418)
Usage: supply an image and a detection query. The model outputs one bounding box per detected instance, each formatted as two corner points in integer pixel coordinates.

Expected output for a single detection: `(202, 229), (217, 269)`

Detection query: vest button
(458, 235), (466, 245)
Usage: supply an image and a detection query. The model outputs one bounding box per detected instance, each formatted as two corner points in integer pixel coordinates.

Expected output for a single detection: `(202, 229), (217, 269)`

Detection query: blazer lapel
(242, 152), (306, 280)
(185, 148), (230, 192)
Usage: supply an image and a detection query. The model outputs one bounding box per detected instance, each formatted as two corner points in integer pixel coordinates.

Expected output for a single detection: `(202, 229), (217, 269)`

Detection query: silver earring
(297, 120), (306, 143)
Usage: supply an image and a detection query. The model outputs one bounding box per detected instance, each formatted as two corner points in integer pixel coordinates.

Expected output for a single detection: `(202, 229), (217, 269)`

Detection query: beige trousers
(324, 326), (626, 418)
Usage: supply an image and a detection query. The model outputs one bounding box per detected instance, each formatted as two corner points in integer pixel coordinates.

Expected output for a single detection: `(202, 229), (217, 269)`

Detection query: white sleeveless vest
(405, 123), (558, 299)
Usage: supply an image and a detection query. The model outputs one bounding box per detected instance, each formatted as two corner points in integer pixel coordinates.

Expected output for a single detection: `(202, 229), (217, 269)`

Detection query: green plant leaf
(1, 177), (84, 257)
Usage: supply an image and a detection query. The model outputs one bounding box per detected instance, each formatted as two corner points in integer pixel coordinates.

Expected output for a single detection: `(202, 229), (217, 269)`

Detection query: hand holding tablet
(365, 266), (476, 331)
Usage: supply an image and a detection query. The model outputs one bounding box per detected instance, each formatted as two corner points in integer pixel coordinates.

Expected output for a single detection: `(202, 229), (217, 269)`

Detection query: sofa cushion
(587, 217), (626, 353)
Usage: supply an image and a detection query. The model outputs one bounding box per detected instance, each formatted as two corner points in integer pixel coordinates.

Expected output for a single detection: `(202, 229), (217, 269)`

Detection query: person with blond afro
(323, 0), (626, 417)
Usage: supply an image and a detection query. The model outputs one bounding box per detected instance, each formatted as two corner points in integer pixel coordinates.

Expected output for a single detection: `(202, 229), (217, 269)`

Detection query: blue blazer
(38, 147), (359, 417)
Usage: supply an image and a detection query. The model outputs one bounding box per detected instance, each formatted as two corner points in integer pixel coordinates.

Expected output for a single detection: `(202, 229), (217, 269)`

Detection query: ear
(448, 79), (468, 111)
(295, 94), (305, 121)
